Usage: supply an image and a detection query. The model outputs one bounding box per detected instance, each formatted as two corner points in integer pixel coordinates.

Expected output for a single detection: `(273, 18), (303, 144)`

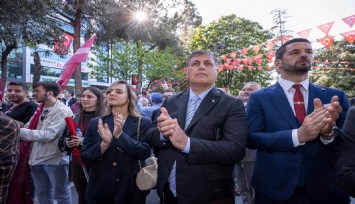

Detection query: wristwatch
(320, 126), (340, 140)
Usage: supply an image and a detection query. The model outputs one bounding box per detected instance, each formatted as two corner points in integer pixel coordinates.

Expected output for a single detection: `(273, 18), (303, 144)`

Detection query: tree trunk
(32, 51), (42, 83)
(72, 0), (83, 95)
(0, 44), (16, 95)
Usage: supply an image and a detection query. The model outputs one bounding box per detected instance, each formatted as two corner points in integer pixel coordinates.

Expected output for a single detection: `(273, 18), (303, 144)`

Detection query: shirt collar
(278, 77), (309, 92)
(188, 86), (213, 101)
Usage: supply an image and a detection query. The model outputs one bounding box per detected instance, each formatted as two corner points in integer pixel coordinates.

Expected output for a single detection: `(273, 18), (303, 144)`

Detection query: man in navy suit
(147, 50), (247, 204)
(247, 38), (350, 203)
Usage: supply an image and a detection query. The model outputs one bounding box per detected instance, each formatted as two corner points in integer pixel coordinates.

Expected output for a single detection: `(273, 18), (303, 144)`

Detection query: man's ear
(274, 59), (282, 73)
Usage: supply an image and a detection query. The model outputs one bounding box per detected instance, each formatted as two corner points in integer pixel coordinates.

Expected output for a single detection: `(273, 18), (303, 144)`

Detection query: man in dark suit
(247, 38), (350, 204)
(337, 106), (355, 197)
(61, 90), (76, 107)
(147, 50), (248, 204)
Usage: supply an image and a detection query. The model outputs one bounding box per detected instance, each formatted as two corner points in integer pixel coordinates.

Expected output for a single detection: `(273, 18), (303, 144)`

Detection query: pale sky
(190, 0), (355, 42)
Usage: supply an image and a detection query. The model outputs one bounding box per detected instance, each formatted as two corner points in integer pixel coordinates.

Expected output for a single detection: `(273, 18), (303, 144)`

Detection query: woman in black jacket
(59, 86), (104, 204)
(81, 81), (152, 204)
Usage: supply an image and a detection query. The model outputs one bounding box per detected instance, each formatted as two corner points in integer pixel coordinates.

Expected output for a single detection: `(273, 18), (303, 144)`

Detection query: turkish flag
(241, 48), (249, 56)
(342, 15), (355, 28)
(297, 29), (312, 38)
(319, 36), (335, 49)
(341, 30), (355, 44)
(279, 35), (292, 44)
(317, 22), (334, 36)
(57, 34), (96, 90)
(253, 44), (261, 54)
(54, 33), (74, 55)
(265, 40), (275, 50)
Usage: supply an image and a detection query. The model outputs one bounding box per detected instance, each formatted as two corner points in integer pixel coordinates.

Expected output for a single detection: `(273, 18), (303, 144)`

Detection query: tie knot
(293, 84), (302, 91)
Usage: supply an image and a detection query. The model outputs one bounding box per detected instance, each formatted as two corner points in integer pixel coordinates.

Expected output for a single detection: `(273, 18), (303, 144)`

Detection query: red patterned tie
(293, 84), (306, 123)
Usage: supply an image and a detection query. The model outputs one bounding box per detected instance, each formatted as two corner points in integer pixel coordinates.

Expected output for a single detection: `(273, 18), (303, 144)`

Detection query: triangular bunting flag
(241, 48), (249, 56)
(342, 15), (355, 28)
(319, 36), (335, 49)
(279, 35), (292, 44)
(317, 22), (334, 36)
(265, 40), (275, 50)
(341, 30), (355, 44)
(252, 44), (261, 54)
(297, 29), (312, 38)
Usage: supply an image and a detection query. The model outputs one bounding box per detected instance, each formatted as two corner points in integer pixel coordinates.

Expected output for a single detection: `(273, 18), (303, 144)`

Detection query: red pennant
(230, 52), (237, 58)
(238, 65), (244, 71)
(319, 36), (335, 49)
(317, 22), (334, 36)
(252, 44), (261, 54)
(218, 65), (224, 72)
(248, 66), (253, 71)
(267, 66), (273, 71)
(226, 58), (232, 64)
(220, 54), (228, 62)
(297, 28), (312, 38)
(279, 35), (292, 43)
(241, 48), (249, 56)
(54, 33), (73, 55)
(265, 40), (275, 50)
(252, 56), (262, 65)
(342, 15), (355, 28)
(341, 30), (355, 44)
(265, 51), (275, 62)
(257, 66), (263, 71)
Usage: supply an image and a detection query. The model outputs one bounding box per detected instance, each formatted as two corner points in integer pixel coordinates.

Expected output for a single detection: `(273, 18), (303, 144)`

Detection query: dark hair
(33, 81), (60, 97)
(275, 38), (311, 60)
(76, 93), (83, 98)
(67, 90), (75, 96)
(81, 87), (105, 116)
(186, 50), (219, 67)
(8, 82), (29, 92)
(104, 80), (140, 117)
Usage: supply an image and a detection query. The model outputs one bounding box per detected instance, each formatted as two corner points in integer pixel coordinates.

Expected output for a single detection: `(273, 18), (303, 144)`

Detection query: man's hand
(314, 96), (342, 134)
(298, 100), (328, 143)
(158, 107), (188, 150)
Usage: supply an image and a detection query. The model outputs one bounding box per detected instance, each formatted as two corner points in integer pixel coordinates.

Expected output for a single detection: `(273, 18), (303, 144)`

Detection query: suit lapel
(177, 91), (189, 129)
(268, 83), (299, 128)
(307, 83), (327, 114)
(185, 87), (220, 131)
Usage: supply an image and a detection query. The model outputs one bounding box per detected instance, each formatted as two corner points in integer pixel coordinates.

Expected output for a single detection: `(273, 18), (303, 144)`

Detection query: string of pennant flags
(216, 14), (355, 72)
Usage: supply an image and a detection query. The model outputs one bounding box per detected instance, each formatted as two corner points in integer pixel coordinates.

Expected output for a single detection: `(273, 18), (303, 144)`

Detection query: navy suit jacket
(247, 82), (350, 203)
(147, 87), (248, 204)
(81, 115), (152, 203)
(337, 107), (355, 197)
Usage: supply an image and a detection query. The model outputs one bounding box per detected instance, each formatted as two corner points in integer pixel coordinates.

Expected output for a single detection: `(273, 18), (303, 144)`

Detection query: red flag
(252, 44), (261, 54)
(297, 29), (312, 38)
(241, 48), (249, 56)
(279, 35), (292, 44)
(341, 30), (355, 44)
(317, 22), (334, 36)
(265, 40), (275, 50)
(342, 15), (355, 28)
(54, 33), (74, 55)
(57, 34), (96, 90)
(319, 36), (335, 49)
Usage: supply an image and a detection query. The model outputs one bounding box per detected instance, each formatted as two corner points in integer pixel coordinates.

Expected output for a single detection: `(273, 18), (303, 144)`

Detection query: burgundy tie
(293, 84), (306, 123)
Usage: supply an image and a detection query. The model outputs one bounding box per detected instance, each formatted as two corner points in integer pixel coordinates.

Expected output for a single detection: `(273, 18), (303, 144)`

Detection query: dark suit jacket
(147, 87), (248, 204)
(81, 115), (152, 204)
(337, 107), (355, 197)
(247, 82), (350, 203)
(62, 97), (77, 107)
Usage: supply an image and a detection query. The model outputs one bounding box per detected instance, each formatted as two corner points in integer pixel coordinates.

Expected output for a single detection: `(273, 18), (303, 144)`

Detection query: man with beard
(19, 81), (73, 204)
(247, 38), (350, 203)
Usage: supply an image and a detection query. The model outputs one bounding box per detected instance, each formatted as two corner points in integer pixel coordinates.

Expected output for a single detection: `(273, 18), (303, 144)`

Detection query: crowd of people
(1, 38), (355, 204)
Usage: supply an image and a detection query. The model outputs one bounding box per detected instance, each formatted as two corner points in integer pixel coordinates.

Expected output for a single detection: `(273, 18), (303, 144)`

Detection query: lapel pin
(212, 99), (215, 103)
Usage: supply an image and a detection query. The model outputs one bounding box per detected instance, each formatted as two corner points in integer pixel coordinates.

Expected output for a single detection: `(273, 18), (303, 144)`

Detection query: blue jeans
(31, 164), (71, 204)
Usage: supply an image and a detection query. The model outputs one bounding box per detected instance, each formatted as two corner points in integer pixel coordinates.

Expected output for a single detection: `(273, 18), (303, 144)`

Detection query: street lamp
(214, 42), (226, 55)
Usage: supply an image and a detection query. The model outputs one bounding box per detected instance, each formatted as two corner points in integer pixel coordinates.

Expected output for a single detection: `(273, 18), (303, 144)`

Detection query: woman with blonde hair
(81, 80), (152, 204)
